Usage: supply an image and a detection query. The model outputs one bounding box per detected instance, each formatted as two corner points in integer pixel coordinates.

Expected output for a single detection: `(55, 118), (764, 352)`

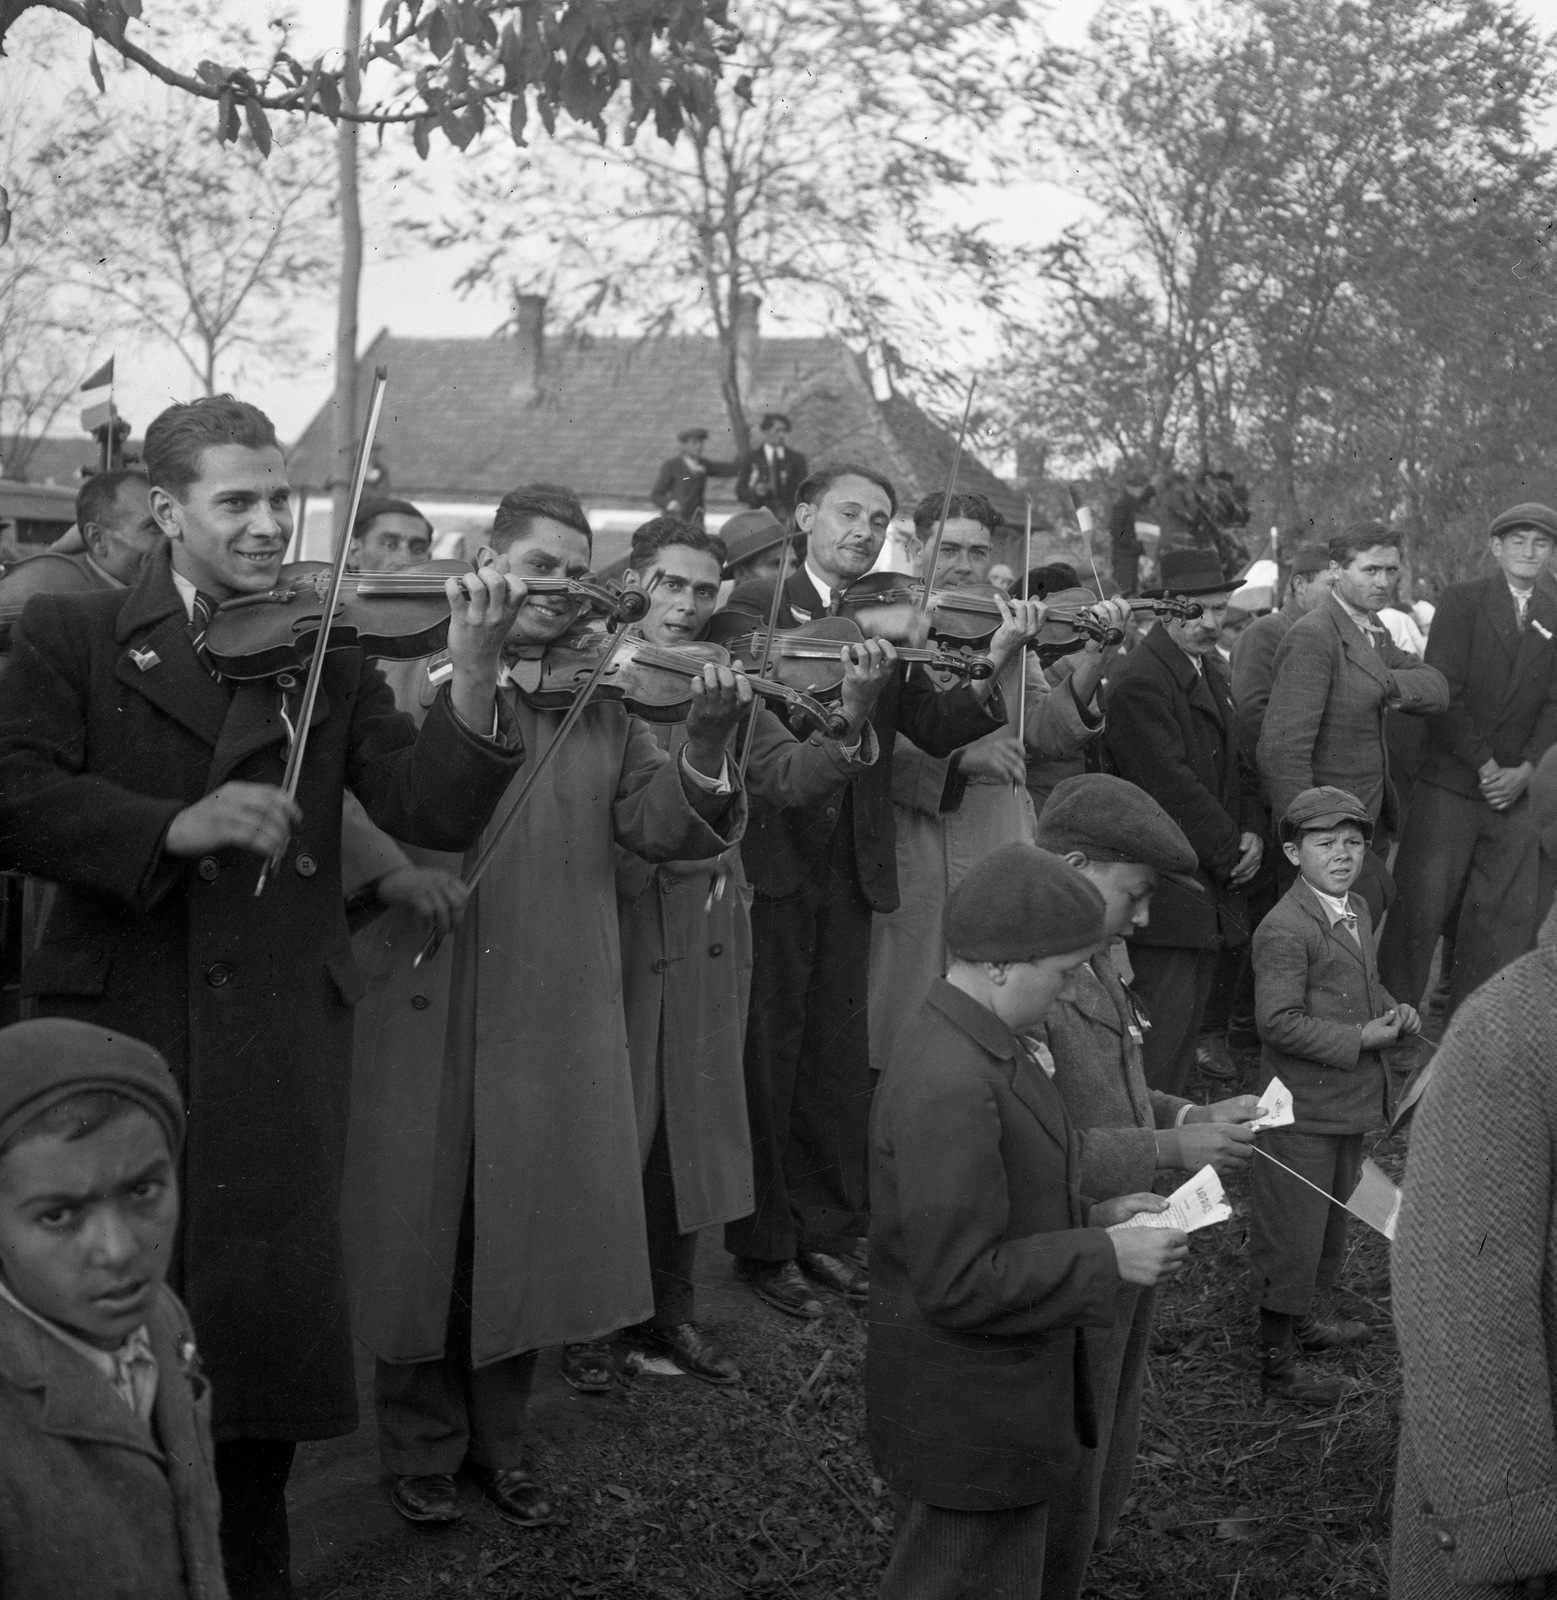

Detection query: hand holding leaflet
(1248, 1077), (1295, 1132)
(1108, 1165), (1232, 1234)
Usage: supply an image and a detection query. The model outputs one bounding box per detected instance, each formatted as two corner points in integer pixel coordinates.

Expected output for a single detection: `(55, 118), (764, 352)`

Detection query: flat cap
(1035, 775), (1201, 890)
(944, 844), (1107, 963)
(0, 1019), (184, 1157)
(677, 426), (709, 442)
(1289, 542), (1330, 576)
(1490, 503), (1557, 542)
(1280, 786), (1373, 843)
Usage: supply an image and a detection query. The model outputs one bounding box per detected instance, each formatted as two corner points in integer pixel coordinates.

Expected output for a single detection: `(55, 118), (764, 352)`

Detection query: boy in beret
(1251, 787), (1420, 1405)
(0, 1019), (226, 1599)
(1034, 774), (1260, 1600)
(868, 842), (1189, 1597)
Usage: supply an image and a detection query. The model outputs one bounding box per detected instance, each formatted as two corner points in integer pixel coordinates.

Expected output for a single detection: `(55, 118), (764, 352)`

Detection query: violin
(204, 559), (649, 681)
(707, 614), (994, 700)
(518, 631), (849, 738)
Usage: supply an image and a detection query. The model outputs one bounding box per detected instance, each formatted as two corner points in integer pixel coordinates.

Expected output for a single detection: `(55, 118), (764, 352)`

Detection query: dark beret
(1289, 542), (1330, 576)
(1035, 774), (1200, 890)
(1490, 503), (1557, 543)
(944, 844), (1107, 963)
(0, 1019), (183, 1157)
(1280, 786), (1373, 843)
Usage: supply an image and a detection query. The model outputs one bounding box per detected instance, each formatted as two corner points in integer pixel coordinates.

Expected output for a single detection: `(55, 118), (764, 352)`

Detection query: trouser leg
(643, 1111), (697, 1328)
(215, 1439), (297, 1600)
(1130, 946), (1217, 1097)
(1249, 1130), (1350, 1317)
(1377, 783), (1479, 1008)
(1448, 795), (1542, 1017)
(1313, 1136), (1363, 1298)
(725, 888), (817, 1262)
(789, 831), (875, 1253)
(879, 1496), (1049, 1600)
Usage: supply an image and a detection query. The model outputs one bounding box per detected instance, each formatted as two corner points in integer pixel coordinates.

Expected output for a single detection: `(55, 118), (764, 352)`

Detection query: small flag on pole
(80, 399), (114, 433)
(1345, 1158), (1402, 1240)
(80, 357), (115, 392)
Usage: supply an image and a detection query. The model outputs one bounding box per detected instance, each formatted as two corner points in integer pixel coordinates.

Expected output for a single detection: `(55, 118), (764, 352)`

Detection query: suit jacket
(867, 979), (1118, 1510)
(0, 546), (523, 1438)
(1253, 878), (1393, 1135)
(736, 444), (808, 513)
(715, 567), (1003, 910)
(0, 1285), (226, 1600)
(1042, 945), (1190, 1199)
(1258, 592), (1450, 831)
(1392, 908), (1557, 1599)
(649, 453), (736, 520)
(1102, 623), (1265, 950)
(1416, 572), (1557, 799)
(1230, 597), (1300, 765)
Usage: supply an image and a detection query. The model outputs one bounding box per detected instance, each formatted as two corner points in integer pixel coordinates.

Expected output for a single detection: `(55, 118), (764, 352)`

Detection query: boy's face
(1076, 858), (1158, 940)
(152, 443), (293, 601)
(0, 1107), (177, 1351)
(1284, 823), (1368, 897)
(485, 519), (594, 645)
(990, 944), (1098, 1033)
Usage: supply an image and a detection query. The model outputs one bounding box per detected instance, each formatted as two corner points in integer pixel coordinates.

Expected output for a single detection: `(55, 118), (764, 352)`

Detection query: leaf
(118, 0), (142, 16)
(413, 114), (433, 160)
(426, 6), (453, 60)
(509, 92), (528, 146)
(1217, 1516), (1260, 1541)
(88, 44), (105, 94)
(604, 1484), (631, 1501)
(216, 89), (237, 144)
(195, 59), (227, 86)
(316, 72), (342, 120)
(244, 99), (273, 158)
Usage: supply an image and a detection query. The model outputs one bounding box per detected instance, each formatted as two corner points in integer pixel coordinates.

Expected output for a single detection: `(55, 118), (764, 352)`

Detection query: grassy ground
(301, 1056), (1401, 1600)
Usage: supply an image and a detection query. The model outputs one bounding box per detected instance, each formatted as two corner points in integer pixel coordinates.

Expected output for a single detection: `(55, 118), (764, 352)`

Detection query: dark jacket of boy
(0, 1282), (226, 1599)
(1253, 878), (1395, 1134)
(867, 979), (1118, 1511)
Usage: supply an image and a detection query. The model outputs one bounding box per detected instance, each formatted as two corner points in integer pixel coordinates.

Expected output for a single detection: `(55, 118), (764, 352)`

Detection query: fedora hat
(1145, 547), (1240, 599)
(718, 507), (791, 577)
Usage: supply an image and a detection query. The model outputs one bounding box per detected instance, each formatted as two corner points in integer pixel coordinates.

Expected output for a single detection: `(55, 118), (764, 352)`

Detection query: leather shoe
(733, 1256), (823, 1319)
(1261, 1342), (1359, 1406)
(623, 1321), (742, 1386)
(1294, 1315), (1375, 1351)
(390, 1473), (461, 1525)
(797, 1248), (868, 1299)
(483, 1465), (558, 1527)
(1195, 1034), (1239, 1082)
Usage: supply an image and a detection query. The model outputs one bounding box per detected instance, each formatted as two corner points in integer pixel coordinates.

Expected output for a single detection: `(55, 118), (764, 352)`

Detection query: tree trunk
(330, 0), (364, 555)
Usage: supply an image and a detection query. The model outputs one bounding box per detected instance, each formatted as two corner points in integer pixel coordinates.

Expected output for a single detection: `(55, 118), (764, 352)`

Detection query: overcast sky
(12, 0), (1557, 450)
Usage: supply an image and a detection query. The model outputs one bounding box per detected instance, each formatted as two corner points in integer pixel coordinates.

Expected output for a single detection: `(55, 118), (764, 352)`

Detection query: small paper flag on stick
(1345, 1158), (1402, 1240)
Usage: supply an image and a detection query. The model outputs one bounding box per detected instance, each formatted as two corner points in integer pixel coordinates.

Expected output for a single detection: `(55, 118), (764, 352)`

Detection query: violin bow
(915, 376), (978, 617)
(1014, 496), (1033, 796)
(255, 364), (389, 897)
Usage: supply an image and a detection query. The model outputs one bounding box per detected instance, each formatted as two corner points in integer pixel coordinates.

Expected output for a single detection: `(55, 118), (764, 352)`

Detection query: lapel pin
(128, 647), (161, 672)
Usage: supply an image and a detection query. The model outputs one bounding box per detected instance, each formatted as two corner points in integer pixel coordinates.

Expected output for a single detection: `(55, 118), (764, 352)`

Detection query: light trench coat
(867, 653), (1103, 1073)
(616, 712), (876, 1232)
(340, 660), (743, 1366)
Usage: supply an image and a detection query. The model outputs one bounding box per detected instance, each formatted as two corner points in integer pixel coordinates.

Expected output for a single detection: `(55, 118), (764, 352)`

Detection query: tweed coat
(0, 548), (521, 1439)
(1230, 596), (1301, 764)
(1253, 879), (1393, 1135)
(1392, 908), (1557, 1599)
(716, 566), (1005, 911)
(0, 1285), (226, 1600)
(1258, 592), (1449, 831)
(868, 652), (1099, 1074)
(1101, 623), (1265, 951)
(617, 710), (873, 1232)
(867, 979), (1118, 1512)
(343, 659), (742, 1365)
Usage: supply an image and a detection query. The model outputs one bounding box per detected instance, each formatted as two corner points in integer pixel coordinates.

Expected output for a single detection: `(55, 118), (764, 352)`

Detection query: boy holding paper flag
(1250, 786), (1420, 1404)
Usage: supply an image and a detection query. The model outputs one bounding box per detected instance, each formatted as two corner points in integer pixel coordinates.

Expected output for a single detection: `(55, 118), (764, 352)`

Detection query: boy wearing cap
(1033, 774), (1259, 1600)
(868, 842), (1189, 1597)
(0, 1018), (225, 1599)
(1250, 786), (1419, 1405)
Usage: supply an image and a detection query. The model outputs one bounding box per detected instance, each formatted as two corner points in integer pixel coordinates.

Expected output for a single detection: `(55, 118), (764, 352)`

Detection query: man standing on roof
(650, 428), (736, 525)
(737, 413), (808, 517)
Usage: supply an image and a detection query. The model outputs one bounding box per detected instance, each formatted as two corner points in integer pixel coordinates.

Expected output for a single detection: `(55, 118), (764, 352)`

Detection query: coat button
(197, 856), (219, 882)
(206, 963), (231, 988)
(652, 957), (670, 973)
(708, 943), (724, 957)
(660, 877), (675, 893)
(1435, 1529), (1455, 1553)
(294, 853), (317, 878)
(824, 805), (838, 819)
(410, 994), (429, 1010)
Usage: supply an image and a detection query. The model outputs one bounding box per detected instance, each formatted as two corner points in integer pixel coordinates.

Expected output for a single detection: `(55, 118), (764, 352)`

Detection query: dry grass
(302, 1064), (1401, 1600)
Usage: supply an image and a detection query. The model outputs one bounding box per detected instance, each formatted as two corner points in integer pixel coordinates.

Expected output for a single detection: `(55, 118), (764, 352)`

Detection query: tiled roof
(0, 436), (129, 487)
(285, 329), (1024, 524)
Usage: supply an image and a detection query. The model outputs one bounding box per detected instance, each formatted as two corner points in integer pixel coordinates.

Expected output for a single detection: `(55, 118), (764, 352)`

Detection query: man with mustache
(0, 394), (529, 1599)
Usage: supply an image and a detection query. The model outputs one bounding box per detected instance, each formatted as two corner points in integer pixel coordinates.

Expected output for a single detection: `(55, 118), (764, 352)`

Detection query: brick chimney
(734, 292), (762, 409)
(513, 292), (546, 402)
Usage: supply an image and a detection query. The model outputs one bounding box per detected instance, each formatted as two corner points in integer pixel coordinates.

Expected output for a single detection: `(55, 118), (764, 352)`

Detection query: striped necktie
(188, 591), (222, 682)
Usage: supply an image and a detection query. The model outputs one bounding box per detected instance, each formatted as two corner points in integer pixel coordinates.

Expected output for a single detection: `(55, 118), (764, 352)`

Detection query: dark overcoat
(716, 567), (1003, 911)
(649, 454), (735, 521)
(1102, 623), (1265, 951)
(867, 979), (1118, 1512)
(1392, 909), (1557, 1599)
(0, 548), (522, 1439)
(0, 1285), (227, 1600)
(1230, 596), (1300, 763)
(735, 445), (808, 513)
